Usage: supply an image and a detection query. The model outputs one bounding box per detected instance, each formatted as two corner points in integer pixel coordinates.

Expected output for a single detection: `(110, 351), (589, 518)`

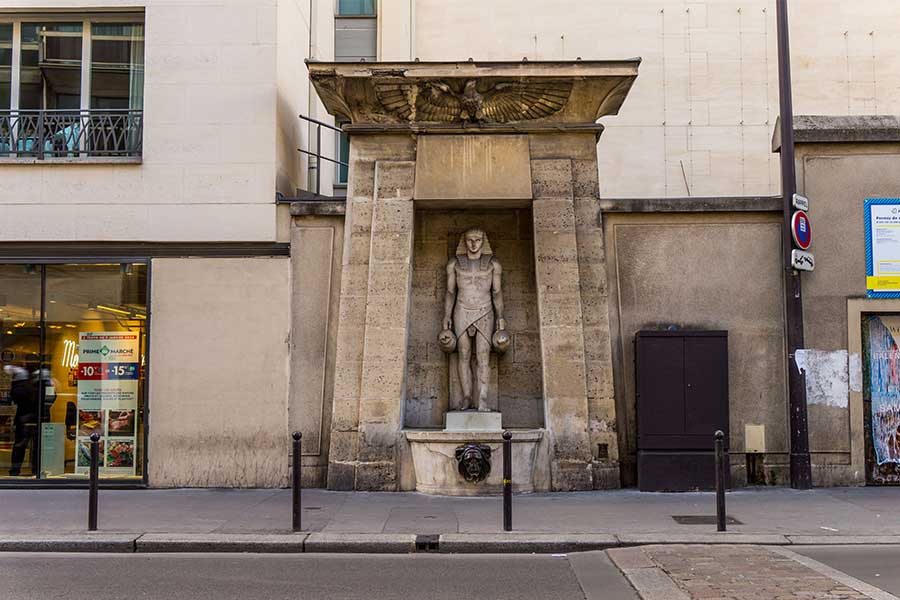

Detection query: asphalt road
(0, 552), (639, 600)
(793, 545), (900, 596)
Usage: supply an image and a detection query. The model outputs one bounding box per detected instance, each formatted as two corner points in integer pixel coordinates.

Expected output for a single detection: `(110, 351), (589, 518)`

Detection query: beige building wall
(0, 0), (317, 242)
(794, 139), (900, 485)
(148, 257), (291, 487)
(604, 212), (788, 485)
(407, 0), (900, 199)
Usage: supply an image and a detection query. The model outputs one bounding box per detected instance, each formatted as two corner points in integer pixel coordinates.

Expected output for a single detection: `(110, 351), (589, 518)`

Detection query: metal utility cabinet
(635, 330), (729, 491)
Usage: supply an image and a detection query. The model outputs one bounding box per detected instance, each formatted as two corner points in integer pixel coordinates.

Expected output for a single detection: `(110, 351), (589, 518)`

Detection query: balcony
(0, 109), (142, 162)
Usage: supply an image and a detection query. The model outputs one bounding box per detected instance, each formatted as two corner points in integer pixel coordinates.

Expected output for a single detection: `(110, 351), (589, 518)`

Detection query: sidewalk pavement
(2, 486), (900, 553)
(608, 545), (898, 600)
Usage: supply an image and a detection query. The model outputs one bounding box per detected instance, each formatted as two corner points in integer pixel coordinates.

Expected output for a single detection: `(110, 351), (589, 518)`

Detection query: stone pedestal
(405, 430), (542, 495)
(444, 411), (502, 431)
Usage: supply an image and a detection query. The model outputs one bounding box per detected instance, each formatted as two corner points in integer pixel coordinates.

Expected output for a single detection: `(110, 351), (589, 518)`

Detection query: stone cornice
(306, 60), (640, 129)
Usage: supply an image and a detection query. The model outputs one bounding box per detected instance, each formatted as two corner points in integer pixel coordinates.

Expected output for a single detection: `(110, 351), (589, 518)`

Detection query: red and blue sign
(791, 210), (811, 250)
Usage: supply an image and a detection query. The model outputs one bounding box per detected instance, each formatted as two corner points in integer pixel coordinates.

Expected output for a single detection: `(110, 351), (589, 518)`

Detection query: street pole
(776, 0), (812, 489)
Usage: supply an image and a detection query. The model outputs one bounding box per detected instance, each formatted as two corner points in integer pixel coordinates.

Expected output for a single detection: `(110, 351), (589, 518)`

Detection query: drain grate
(415, 534), (440, 553)
(304, 506), (322, 510)
(672, 515), (742, 525)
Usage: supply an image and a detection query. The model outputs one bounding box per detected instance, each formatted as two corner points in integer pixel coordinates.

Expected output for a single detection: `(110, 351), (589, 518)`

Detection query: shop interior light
(95, 304), (132, 316)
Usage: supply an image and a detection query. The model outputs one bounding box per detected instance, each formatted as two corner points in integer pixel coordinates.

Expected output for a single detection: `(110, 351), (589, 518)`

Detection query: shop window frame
(0, 256), (151, 489)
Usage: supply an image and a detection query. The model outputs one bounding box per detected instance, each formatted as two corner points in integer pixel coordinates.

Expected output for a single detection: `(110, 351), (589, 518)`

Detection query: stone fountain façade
(308, 59), (639, 494)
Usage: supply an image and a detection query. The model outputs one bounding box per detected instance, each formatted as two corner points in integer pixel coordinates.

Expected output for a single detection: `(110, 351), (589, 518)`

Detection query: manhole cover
(672, 515), (742, 525)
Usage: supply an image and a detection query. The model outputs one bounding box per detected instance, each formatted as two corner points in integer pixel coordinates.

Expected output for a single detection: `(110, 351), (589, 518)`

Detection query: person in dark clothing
(7, 366), (37, 477)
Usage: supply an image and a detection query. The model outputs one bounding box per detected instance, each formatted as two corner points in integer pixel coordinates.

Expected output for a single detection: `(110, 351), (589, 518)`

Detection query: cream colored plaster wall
(148, 257), (291, 487)
(411, 0), (900, 199)
(277, 0), (312, 196)
(0, 0), (302, 241)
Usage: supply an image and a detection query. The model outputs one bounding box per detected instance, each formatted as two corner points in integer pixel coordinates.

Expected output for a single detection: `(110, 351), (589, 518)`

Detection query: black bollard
(88, 432), (100, 531)
(714, 430), (726, 532)
(292, 431), (302, 532)
(502, 430), (512, 532)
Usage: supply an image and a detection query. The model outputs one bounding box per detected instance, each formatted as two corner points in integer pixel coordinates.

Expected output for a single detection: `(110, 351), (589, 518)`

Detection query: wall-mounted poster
(865, 316), (900, 471)
(865, 198), (900, 298)
(75, 332), (139, 476)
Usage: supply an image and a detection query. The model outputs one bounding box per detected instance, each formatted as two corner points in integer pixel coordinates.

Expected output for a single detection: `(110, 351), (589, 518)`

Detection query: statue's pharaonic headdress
(455, 228), (493, 256)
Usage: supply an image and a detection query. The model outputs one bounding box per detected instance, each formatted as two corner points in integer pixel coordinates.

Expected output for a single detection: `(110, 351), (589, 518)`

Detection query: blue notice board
(865, 198), (900, 298)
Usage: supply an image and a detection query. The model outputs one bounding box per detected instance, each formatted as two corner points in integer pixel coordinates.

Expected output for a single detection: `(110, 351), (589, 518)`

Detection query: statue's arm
(492, 259), (505, 330)
(443, 259), (456, 330)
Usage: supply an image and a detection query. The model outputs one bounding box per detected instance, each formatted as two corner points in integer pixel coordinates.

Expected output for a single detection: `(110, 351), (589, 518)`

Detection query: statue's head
(456, 228), (493, 257)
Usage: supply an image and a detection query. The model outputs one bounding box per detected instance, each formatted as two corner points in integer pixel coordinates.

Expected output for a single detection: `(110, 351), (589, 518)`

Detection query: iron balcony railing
(0, 109), (143, 159)
(298, 114), (348, 198)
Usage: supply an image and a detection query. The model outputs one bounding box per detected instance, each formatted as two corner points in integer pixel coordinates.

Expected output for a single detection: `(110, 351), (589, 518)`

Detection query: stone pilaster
(531, 158), (594, 491)
(572, 159), (620, 489)
(355, 161), (416, 490)
(326, 151), (376, 490)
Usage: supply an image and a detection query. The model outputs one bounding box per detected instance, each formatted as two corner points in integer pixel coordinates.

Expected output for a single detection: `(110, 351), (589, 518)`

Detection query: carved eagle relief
(374, 78), (573, 124)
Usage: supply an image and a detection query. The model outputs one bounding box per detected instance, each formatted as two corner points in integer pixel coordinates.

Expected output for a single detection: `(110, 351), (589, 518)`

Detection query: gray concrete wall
(148, 257), (291, 487)
(604, 213), (787, 486)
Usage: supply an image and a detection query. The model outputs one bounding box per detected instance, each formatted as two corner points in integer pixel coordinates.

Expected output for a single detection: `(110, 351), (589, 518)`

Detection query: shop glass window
(0, 266), (42, 479)
(337, 0), (375, 16)
(0, 263), (147, 481)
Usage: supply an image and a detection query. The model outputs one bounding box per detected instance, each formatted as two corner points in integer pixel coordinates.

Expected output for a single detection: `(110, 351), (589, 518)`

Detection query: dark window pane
(91, 23), (143, 110)
(338, 0), (375, 16)
(0, 23), (10, 110)
(19, 23), (82, 110)
(338, 129), (350, 184)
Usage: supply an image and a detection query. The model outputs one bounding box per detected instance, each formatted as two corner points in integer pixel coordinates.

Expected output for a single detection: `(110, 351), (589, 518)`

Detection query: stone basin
(404, 429), (544, 496)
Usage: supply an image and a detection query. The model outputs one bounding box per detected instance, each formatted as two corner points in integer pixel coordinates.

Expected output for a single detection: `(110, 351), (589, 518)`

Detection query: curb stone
(5, 532), (900, 554)
(616, 533), (789, 546)
(304, 533), (417, 553)
(439, 533), (617, 554)
(0, 533), (139, 553)
(787, 535), (900, 545)
(135, 533), (308, 553)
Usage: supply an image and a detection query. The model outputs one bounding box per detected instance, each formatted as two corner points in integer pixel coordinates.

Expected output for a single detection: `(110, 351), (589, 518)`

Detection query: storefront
(0, 261), (148, 484)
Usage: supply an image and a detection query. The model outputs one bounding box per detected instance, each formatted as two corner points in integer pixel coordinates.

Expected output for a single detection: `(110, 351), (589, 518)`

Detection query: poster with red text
(75, 332), (139, 476)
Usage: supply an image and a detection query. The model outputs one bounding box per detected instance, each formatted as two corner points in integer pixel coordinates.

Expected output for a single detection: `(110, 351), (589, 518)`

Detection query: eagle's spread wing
(415, 82), (462, 122)
(480, 81), (573, 123)
(375, 81), (462, 122)
(374, 83), (416, 121)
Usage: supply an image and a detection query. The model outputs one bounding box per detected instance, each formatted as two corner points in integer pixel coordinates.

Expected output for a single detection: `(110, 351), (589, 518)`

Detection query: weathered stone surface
(414, 135), (532, 202)
(532, 193), (594, 491)
(405, 430), (542, 495)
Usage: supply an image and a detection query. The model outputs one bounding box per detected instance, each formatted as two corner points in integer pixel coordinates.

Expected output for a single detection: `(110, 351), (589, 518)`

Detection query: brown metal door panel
(636, 335), (685, 449)
(683, 335), (729, 445)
